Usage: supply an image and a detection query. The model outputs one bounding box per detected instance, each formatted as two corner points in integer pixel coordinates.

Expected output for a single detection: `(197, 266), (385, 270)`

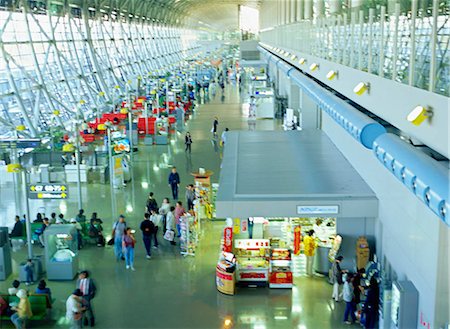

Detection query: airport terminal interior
(0, 1), (448, 329)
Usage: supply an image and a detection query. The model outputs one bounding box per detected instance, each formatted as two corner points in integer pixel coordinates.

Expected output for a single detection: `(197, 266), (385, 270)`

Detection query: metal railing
(260, 2), (449, 96)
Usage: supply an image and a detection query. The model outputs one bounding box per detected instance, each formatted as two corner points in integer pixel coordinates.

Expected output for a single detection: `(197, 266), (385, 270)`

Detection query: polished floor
(0, 85), (350, 328)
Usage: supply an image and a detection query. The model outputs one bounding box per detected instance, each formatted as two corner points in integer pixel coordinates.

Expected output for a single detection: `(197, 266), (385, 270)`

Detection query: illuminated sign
(297, 205), (339, 215)
(28, 184), (69, 199)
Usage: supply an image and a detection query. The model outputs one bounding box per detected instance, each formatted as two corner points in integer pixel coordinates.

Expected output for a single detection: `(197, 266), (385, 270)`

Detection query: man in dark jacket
(168, 167), (180, 200)
(9, 216), (23, 238)
(140, 213), (155, 259)
(146, 192), (158, 213)
(76, 270), (97, 327)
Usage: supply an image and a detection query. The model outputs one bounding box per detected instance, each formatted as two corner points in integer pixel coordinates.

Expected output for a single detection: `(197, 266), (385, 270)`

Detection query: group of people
(29, 209), (105, 248)
(111, 187), (196, 271)
(331, 256), (380, 328)
(1, 278), (52, 329)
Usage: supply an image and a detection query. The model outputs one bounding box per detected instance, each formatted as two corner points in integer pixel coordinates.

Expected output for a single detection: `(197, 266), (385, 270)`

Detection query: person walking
(24, 259), (34, 286)
(331, 256), (345, 302)
(303, 230), (318, 276)
(140, 213), (155, 259)
(185, 184), (195, 211)
(146, 192), (158, 214)
(112, 215), (127, 261)
(174, 201), (186, 237)
(165, 206), (176, 245)
(220, 128), (229, 146)
(343, 274), (357, 324)
(149, 209), (160, 249)
(66, 289), (85, 329)
(185, 132), (193, 153)
(10, 289), (32, 329)
(159, 198), (171, 234)
(211, 117), (219, 138)
(168, 167), (180, 200)
(76, 270), (97, 327)
(122, 228), (136, 270)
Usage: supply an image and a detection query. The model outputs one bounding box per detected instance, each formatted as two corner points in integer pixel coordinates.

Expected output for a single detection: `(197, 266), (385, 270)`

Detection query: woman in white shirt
(165, 206), (176, 245)
(159, 198), (171, 233)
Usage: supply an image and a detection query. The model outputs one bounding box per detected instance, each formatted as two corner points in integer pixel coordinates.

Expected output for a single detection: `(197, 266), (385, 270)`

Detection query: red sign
(240, 272), (266, 279)
(269, 272), (293, 284)
(241, 219), (248, 233)
(223, 227), (233, 252)
(293, 226), (302, 255)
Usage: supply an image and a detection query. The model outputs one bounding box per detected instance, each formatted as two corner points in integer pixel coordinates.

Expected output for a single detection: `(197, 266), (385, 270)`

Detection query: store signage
(223, 227), (233, 253)
(293, 226), (302, 255)
(0, 139), (41, 149)
(28, 184), (69, 199)
(297, 205), (339, 215)
(241, 219), (248, 233)
(235, 239), (270, 249)
(233, 218), (240, 234)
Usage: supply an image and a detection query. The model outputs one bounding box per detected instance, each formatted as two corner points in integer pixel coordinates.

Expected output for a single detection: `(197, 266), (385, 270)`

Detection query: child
(343, 274), (356, 324)
(24, 259), (34, 286)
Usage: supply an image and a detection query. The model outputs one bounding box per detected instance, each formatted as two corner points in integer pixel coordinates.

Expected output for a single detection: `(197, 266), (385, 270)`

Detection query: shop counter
(216, 266), (235, 295)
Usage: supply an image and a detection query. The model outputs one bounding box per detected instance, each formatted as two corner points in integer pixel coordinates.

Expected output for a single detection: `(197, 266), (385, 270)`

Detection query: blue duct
(373, 134), (450, 226)
(288, 70), (386, 149)
(277, 60), (294, 75)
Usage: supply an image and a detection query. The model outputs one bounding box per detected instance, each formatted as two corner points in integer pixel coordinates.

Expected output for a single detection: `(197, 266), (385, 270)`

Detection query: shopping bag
(163, 230), (174, 242)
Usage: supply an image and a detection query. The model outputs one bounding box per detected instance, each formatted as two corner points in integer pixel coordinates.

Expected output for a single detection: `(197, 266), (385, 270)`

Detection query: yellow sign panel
(6, 164), (21, 173)
(233, 218), (240, 234)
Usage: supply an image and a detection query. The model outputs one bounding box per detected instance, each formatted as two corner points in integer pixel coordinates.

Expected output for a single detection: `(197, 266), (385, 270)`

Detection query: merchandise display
(235, 239), (270, 286)
(269, 248), (293, 288)
(216, 251), (236, 295)
(179, 215), (198, 257)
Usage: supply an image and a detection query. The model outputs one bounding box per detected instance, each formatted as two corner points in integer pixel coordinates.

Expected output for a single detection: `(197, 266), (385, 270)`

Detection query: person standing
(10, 289), (32, 329)
(75, 209), (86, 223)
(166, 206), (176, 245)
(66, 289), (85, 329)
(303, 230), (318, 276)
(122, 228), (136, 270)
(38, 218), (50, 247)
(211, 117), (219, 138)
(159, 198), (171, 234)
(149, 209), (160, 249)
(112, 215), (127, 261)
(185, 185), (195, 211)
(24, 259), (34, 286)
(343, 274), (357, 324)
(140, 213), (155, 259)
(146, 192), (158, 214)
(76, 270), (96, 327)
(363, 277), (380, 329)
(331, 256), (345, 302)
(185, 132), (193, 153)
(168, 167), (180, 200)
(174, 201), (186, 238)
(9, 216), (23, 238)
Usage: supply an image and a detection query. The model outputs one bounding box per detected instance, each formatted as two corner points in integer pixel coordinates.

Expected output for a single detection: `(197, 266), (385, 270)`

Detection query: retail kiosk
(215, 130), (378, 286)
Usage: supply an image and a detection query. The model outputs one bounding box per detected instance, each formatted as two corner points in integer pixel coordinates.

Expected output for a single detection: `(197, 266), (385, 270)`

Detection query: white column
(297, 0), (304, 21)
(304, 0), (313, 19)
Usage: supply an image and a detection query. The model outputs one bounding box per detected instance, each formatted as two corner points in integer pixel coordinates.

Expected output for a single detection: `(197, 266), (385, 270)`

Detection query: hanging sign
(293, 226), (302, 255)
(28, 184), (68, 199)
(233, 218), (241, 234)
(297, 205), (339, 215)
(223, 227), (233, 253)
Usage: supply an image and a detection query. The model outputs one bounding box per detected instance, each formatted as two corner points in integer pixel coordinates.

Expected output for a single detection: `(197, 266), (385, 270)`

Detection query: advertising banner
(223, 227), (233, 253)
(293, 226), (302, 255)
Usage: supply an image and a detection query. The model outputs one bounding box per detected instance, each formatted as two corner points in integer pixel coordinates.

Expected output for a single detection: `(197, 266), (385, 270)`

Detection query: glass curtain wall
(0, 3), (199, 137)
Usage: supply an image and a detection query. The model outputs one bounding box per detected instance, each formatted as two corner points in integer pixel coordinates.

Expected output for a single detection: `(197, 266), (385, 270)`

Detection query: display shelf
(179, 215), (198, 257)
(235, 239), (270, 285)
(269, 248), (293, 288)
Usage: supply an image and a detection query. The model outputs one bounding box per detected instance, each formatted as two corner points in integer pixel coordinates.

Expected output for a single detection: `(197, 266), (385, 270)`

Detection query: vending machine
(391, 280), (419, 329)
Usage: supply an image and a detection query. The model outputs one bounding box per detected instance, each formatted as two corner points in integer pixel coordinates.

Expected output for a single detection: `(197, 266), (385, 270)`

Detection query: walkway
(0, 85), (349, 328)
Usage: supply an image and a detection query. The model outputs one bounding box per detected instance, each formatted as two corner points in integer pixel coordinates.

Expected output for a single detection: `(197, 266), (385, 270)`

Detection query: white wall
(321, 113), (448, 328)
